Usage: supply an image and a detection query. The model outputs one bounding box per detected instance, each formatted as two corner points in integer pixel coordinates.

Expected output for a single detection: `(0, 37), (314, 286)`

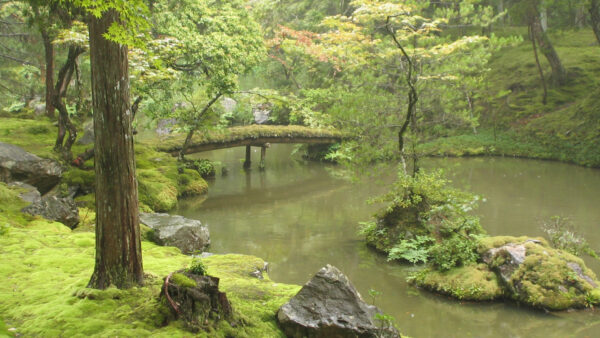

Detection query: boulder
(277, 265), (399, 338)
(156, 118), (177, 136)
(139, 213), (210, 254)
(252, 103), (271, 125)
(481, 236), (600, 310)
(0, 142), (63, 194)
(76, 120), (94, 145)
(221, 97), (237, 113)
(22, 195), (80, 229)
(8, 182), (41, 204)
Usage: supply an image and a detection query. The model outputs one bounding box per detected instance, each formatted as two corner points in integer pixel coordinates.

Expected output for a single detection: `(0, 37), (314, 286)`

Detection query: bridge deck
(153, 125), (344, 155)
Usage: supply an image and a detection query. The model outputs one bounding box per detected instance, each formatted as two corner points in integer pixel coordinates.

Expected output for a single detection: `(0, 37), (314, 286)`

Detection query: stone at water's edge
(0, 142), (63, 194)
(277, 265), (399, 338)
(415, 236), (600, 310)
(481, 237), (600, 310)
(140, 213), (210, 254)
(22, 195), (80, 229)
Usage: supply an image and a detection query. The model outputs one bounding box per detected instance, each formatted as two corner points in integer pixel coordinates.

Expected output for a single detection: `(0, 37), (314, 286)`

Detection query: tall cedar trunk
(591, 0), (600, 45)
(41, 30), (55, 118)
(88, 10), (143, 289)
(529, 4), (566, 85)
(54, 45), (84, 159)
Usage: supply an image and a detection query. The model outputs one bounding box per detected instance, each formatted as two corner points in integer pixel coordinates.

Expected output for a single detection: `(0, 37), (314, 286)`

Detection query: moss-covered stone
(411, 264), (504, 301)
(416, 235), (600, 310)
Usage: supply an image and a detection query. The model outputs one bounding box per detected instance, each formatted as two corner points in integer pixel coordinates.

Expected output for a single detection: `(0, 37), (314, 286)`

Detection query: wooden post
(244, 145), (251, 169)
(259, 145), (266, 170)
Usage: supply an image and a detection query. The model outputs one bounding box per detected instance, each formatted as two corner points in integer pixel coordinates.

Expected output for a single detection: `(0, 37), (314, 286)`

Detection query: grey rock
(22, 195), (80, 229)
(567, 262), (598, 288)
(140, 213), (210, 254)
(483, 243), (527, 283)
(156, 118), (177, 136)
(277, 265), (399, 338)
(221, 97), (237, 113)
(76, 120), (94, 145)
(0, 142), (63, 194)
(253, 103), (271, 125)
(8, 182), (41, 204)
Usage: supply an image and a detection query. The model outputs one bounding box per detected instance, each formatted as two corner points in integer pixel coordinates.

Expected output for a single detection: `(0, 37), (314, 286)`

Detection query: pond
(175, 144), (600, 337)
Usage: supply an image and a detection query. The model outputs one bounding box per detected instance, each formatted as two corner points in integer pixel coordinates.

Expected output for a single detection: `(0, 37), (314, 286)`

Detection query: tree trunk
(41, 29), (55, 118)
(88, 10), (144, 290)
(53, 45), (84, 159)
(529, 4), (567, 85)
(591, 0), (600, 45)
(529, 25), (548, 105)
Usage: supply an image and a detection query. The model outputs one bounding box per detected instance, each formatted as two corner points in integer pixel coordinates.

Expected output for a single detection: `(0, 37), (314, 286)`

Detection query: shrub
(541, 216), (598, 259)
(187, 258), (207, 276)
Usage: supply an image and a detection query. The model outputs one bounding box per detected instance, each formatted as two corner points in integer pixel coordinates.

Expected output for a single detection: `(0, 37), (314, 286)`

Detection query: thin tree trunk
(529, 25), (548, 105)
(88, 9), (143, 290)
(41, 29), (55, 118)
(529, 3), (566, 85)
(386, 17), (418, 175)
(53, 45), (84, 159)
(178, 93), (222, 160)
(591, 0), (600, 45)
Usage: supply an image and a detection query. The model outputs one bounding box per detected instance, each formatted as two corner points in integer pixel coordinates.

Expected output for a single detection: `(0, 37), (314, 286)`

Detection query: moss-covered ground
(0, 181), (299, 337)
(423, 29), (600, 167)
(0, 117), (207, 212)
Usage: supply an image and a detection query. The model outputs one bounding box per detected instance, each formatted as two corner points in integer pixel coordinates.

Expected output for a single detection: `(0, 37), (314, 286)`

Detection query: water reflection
(176, 145), (600, 338)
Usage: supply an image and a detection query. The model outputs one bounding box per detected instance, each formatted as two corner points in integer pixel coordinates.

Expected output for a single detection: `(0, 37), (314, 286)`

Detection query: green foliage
(365, 168), (484, 271)
(183, 159), (216, 178)
(388, 235), (434, 264)
(541, 216), (599, 259)
(428, 235), (481, 271)
(187, 258), (207, 276)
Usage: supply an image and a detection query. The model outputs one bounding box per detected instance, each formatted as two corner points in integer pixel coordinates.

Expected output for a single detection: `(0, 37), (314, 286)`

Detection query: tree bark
(591, 0), (600, 46)
(528, 3), (566, 85)
(53, 45), (84, 159)
(87, 10), (144, 290)
(529, 25), (548, 105)
(41, 29), (55, 118)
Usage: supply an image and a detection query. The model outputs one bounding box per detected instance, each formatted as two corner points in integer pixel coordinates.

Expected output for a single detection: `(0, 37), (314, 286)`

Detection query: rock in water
(22, 196), (80, 229)
(139, 213), (210, 254)
(481, 237), (600, 310)
(277, 265), (399, 338)
(0, 142), (63, 194)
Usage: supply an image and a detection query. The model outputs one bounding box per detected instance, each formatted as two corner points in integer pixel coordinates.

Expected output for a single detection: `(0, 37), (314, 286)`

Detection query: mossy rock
(366, 204), (426, 253)
(483, 236), (600, 310)
(411, 264), (504, 301)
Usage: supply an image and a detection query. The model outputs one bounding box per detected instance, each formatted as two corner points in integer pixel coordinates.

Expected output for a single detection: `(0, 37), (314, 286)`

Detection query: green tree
(146, 0), (265, 159)
(74, 0), (150, 290)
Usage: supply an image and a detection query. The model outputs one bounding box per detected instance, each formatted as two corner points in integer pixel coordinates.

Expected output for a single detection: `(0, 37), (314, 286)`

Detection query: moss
(62, 168), (95, 190)
(74, 193), (95, 209)
(507, 241), (600, 310)
(137, 169), (179, 212)
(75, 207), (96, 232)
(0, 183), (33, 228)
(477, 236), (548, 254)
(411, 264), (503, 301)
(145, 125), (346, 154)
(170, 273), (197, 288)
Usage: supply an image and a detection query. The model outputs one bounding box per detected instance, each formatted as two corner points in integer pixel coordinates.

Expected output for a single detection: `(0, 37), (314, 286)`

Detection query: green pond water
(175, 144), (600, 338)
